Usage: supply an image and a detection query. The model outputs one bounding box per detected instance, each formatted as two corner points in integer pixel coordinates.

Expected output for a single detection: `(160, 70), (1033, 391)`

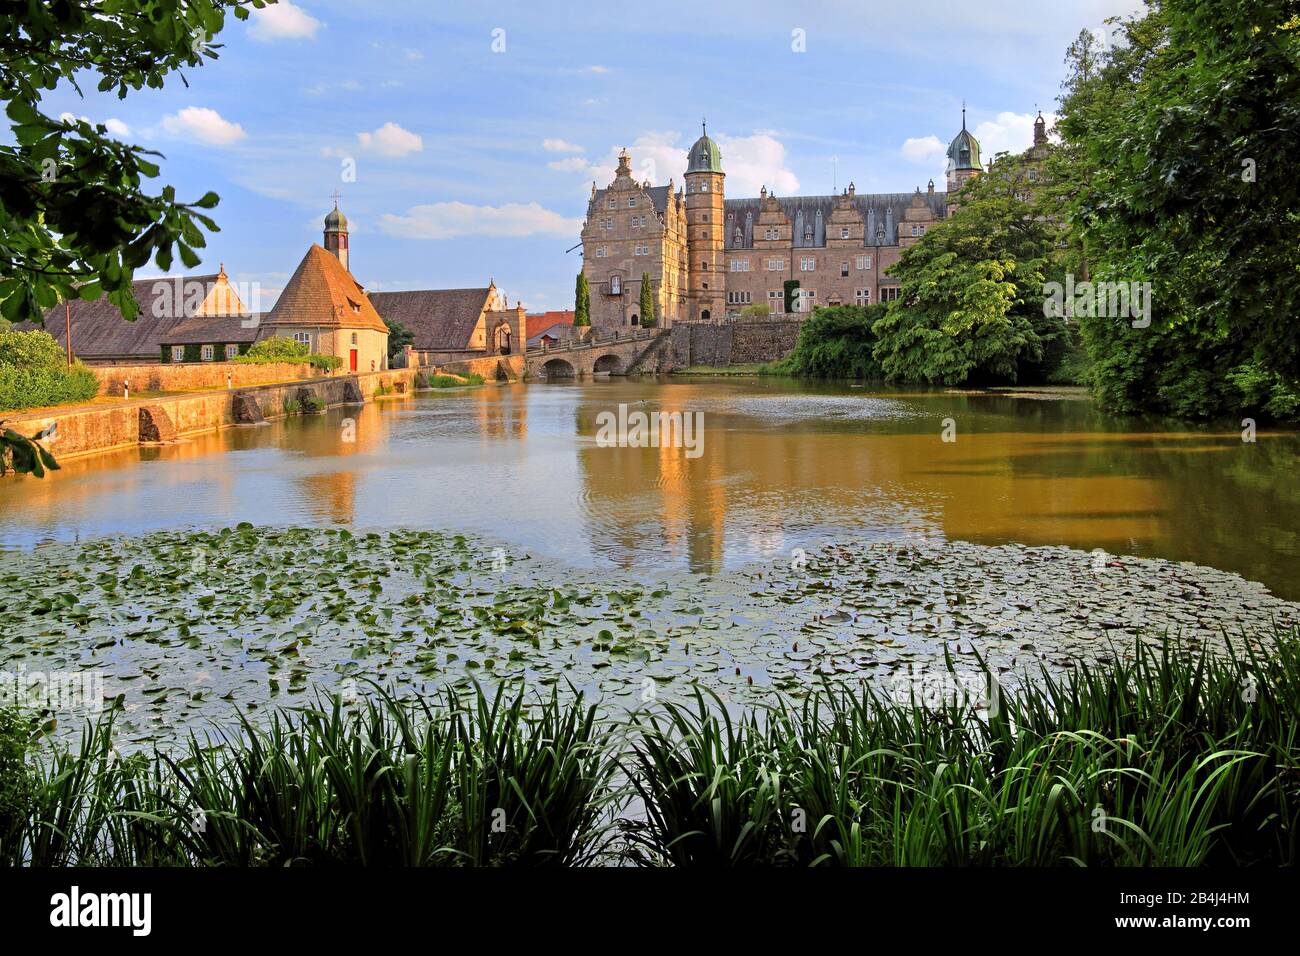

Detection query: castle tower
(324, 196), (349, 272)
(684, 122), (724, 320)
(945, 106), (982, 194)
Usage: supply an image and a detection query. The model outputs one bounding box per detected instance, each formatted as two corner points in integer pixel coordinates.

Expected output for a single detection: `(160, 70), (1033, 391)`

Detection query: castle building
(580, 115), (983, 326)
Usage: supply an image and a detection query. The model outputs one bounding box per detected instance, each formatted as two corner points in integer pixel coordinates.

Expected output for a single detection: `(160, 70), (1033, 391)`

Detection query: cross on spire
(961, 101), (967, 130)
(702, 117), (707, 136)
(330, 189), (342, 208)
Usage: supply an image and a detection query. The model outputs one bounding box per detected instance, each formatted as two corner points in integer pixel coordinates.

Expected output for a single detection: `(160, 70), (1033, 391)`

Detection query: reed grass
(2, 632), (1296, 867)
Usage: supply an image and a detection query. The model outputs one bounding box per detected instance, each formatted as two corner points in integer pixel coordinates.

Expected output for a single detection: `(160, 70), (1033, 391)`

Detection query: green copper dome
(947, 114), (982, 172)
(686, 127), (723, 174)
(325, 204), (348, 230)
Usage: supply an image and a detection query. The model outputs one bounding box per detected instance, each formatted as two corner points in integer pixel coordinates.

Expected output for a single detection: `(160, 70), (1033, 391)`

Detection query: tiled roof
(160, 314), (263, 345)
(526, 311), (575, 338)
(266, 245), (389, 333)
(22, 274), (223, 361)
(369, 287), (491, 351)
(526, 322), (577, 348)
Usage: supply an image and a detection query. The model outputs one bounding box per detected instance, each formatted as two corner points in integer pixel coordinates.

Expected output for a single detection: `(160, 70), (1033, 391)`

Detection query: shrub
(0, 330), (100, 409)
(772, 304), (884, 380)
(235, 336), (342, 372)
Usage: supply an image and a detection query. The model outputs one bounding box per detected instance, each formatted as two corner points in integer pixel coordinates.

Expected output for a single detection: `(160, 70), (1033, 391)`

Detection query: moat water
(2, 377), (1298, 600)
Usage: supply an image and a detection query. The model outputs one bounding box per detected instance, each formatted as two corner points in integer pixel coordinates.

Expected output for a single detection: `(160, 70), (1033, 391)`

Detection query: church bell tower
(324, 194), (350, 272)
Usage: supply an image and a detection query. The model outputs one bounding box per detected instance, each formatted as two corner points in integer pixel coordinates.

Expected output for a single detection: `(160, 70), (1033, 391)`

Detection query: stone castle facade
(580, 113), (987, 329)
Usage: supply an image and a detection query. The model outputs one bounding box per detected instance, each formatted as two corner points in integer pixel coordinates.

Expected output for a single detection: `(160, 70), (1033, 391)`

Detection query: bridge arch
(541, 358), (577, 381)
(592, 354), (623, 375)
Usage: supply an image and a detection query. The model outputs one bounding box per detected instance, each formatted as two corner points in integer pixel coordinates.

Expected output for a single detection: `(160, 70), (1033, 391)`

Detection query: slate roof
(723, 192), (948, 249)
(22, 274), (224, 362)
(159, 314), (263, 345)
(368, 287), (492, 351)
(266, 245), (389, 333)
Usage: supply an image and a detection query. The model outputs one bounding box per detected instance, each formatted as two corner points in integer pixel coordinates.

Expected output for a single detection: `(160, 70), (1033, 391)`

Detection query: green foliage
(574, 273), (591, 327)
(421, 373), (484, 388)
(774, 304), (885, 379)
(0, 330), (99, 410)
(385, 318), (414, 362)
(0, 1), (267, 326)
(637, 272), (656, 328)
(739, 303), (771, 318)
(1055, 1), (1300, 421)
(0, 707), (39, 857)
(626, 634), (1300, 866)
(875, 153), (1072, 386)
(235, 336), (340, 372)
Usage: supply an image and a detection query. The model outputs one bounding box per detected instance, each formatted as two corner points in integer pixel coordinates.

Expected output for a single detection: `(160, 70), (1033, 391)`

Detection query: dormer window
(841, 227), (849, 239)
(627, 197), (637, 208)
(608, 198), (616, 209)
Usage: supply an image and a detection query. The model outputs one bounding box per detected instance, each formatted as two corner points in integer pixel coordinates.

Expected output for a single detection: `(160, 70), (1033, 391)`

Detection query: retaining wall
(6, 369), (418, 462)
(90, 361), (321, 396)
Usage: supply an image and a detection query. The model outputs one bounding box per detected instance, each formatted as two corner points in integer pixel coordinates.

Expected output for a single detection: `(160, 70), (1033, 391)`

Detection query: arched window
(701, 309), (711, 320)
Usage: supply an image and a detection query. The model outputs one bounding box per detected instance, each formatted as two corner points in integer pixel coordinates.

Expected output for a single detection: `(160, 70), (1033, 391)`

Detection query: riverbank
(3, 367), (419, 461)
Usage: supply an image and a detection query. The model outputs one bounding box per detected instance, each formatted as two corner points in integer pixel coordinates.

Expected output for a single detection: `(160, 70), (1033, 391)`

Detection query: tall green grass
(624, 635), (1300, 867)
(3, 633), (1297, 866)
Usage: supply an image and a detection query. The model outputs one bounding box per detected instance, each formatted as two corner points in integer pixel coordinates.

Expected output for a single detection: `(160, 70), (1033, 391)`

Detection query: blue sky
(44, 0), (1143, 313)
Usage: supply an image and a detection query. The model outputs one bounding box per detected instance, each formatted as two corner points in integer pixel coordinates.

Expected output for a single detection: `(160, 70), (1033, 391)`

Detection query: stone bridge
(525, 328), (670, 380)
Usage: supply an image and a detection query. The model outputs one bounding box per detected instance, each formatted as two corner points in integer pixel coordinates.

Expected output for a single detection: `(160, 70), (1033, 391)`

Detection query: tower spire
(961, 101), (967, 131)
(702, 117), (707, 137)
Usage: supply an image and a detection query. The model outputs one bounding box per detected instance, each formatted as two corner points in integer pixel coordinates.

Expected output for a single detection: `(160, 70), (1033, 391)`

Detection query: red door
(349, 349), (358, 372)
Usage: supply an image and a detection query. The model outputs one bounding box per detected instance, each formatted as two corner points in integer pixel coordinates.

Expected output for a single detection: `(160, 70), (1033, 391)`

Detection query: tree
(874, 153), (1072, 385)
(0, 1), (266, 327)
(783, 279), (799, 313)
(574, 272), (590, 326)
(637, 272), (656, 327)
(1056, 0), (1300, 420)
(777, 304), (885, 379)
(385, 318), (414, 362)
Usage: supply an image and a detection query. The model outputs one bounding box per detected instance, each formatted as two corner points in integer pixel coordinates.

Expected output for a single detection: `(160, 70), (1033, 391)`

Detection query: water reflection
(1, 379), (1296, 600)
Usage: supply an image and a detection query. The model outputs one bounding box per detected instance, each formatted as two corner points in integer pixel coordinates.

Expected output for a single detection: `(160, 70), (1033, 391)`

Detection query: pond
(2, 379), (1297, 744)
(3, 378), (1297, 598)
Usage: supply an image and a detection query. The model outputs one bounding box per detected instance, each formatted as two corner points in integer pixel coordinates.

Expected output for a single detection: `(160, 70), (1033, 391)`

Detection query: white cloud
(249, 1), (322, 42)
(404, 48), (423, 60)
(901, 134), (945, 163)
(972, 110), (1058, 160)
(716, 132), (799, 196)
(543, 138), (584, 153)
(574, 130), (798, 197)
(583, 65), (609, 74)
(380, 202), (582, 240)
(547, 157), (589, 172)
(104, 118), (131, 137)
(160, 107), (247, 146)
(357, 122), (423, 157)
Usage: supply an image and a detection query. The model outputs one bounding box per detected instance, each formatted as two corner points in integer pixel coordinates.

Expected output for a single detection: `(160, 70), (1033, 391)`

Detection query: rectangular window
(840, 227), (850, 239)
(225, 344), (239, 360)
(766, 258), (784, 271)
(595, 247), (608, 258)
(726, 291), (752, 305)
(800, 257), (816, 272)
(840, 262), (849, 277)
(855, 255), (873, 271)
(200, 344), (214, 361)
(855, 289), (871, 304)
(627, 197), (637, 207)
(293, 331), (312, 348)
(634, 244), (649, 256)
(171, 345), (184, 362)
(608, 198), (616, 209)
(880, 287), (901, 302)
(729, 259), (750, 272)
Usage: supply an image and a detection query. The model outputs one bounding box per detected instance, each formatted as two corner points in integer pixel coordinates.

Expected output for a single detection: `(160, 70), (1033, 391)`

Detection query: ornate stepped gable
(723, 189), (947, 248)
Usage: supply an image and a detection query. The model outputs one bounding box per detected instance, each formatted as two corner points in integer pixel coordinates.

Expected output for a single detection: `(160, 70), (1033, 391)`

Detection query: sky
(43, 0), (1144, 314)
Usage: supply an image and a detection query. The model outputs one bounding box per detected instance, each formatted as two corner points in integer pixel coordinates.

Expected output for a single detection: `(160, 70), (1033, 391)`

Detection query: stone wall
(669, 318), (802, 367)
(6, 368), (418, 462)
(91, 361), (319, 396)
(434, 354), (524, 382)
